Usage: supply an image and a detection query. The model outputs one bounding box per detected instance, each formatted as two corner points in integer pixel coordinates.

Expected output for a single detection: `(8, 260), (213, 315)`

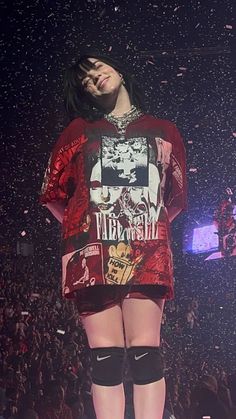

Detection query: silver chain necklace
(104, 105), (143, 137)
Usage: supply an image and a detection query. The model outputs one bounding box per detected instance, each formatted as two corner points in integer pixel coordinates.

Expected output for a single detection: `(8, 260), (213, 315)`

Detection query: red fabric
(40, 114), (187, 306)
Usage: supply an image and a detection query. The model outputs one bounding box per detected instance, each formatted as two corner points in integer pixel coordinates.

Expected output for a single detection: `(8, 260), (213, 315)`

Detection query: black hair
(63, 49), (145, 121)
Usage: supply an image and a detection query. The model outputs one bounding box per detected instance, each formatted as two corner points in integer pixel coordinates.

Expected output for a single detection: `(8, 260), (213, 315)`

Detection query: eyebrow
(79, 60), (101, 80)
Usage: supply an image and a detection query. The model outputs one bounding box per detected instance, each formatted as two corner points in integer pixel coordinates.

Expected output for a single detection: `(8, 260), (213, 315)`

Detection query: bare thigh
(122, 298), (165, 348)
(81, 304), (125, 348)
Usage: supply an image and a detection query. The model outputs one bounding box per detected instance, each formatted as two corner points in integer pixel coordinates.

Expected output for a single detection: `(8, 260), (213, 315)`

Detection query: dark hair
(63, 49), (144, 121)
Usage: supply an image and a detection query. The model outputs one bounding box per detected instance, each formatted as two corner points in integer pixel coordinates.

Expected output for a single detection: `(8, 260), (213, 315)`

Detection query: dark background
(0, 0), (235, 265)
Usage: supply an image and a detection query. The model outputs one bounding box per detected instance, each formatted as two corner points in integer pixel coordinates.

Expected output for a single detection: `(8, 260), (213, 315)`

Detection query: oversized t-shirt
(40, 114), (187, 300)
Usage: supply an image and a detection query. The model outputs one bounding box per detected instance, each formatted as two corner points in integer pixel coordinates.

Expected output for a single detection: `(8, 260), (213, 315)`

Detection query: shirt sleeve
(164, 122), (187, 214)
(39, 118), (87, 205)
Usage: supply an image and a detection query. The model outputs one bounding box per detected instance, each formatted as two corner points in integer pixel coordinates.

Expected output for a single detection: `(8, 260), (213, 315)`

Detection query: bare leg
(122, 298), (165, 419)
(81, 305), (125, 419)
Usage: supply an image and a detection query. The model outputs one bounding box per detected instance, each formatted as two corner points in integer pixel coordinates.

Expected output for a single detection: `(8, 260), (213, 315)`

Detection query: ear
(119, 73), (125, 85)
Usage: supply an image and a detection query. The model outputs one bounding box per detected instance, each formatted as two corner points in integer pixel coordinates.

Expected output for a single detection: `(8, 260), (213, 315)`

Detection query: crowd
(0, 250), (235, 419)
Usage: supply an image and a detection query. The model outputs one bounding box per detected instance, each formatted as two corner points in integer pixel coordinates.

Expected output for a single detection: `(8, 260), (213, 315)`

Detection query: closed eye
(95, 63), (103, 69)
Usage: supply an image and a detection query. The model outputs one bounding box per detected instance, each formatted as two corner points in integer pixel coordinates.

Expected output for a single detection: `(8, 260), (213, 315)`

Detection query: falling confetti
(1, 5), (235, 415)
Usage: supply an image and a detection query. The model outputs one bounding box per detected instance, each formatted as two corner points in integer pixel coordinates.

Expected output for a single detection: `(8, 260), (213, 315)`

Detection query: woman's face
(79, 58), (123, 103)
(90, 161), (122, 214)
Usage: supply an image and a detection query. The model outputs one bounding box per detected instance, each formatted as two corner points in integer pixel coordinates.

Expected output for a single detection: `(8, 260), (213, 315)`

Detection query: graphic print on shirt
(101, 136), (148, 186)
(105, 242), (143, 285)
(89, 136), (168, 243)
(62, 243), (105, 294)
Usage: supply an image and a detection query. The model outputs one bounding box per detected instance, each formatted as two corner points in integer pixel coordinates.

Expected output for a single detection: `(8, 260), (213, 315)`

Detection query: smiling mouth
(98, 77), (109, 89)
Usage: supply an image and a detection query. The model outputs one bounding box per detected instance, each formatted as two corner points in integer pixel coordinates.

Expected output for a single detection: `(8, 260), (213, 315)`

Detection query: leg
(122, 298), (165, 419)
(81, 305), (125, 419)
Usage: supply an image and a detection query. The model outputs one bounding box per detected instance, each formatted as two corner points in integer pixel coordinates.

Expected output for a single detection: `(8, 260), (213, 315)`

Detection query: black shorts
(75, 284), (167, 316)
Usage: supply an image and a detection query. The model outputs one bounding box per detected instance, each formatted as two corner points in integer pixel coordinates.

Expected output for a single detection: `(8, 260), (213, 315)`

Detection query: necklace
(104, 105), (143, 137)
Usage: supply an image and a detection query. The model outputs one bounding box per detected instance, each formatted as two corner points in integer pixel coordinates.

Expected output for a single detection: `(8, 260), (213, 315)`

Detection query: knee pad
(90, 347), (125, 386)
(127, 346), (164, 385)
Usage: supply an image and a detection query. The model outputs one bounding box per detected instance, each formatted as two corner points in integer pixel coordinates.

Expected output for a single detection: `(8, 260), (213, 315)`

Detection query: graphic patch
(105, 242), (143, 285)
(89, 136), (165, 241)
(62, 243), (105, 293)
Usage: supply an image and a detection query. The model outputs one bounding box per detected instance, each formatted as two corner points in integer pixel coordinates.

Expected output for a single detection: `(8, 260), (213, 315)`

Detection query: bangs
(64, 49), (145, 120)
(77, 58), (96, 79)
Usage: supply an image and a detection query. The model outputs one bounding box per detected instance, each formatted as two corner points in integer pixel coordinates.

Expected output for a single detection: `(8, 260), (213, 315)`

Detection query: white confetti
(21, 231), (26, 236)
(225, 24), (233, 29)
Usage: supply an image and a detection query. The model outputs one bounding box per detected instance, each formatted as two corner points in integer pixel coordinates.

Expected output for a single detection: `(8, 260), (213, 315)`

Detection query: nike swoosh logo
(97, 355), (111, 361)
(135, 352), (148, 361)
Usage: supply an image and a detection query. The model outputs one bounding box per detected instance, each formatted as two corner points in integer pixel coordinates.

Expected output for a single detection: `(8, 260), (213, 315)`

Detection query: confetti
(2, 4), (235, 411)
(57, 329), (65, 334)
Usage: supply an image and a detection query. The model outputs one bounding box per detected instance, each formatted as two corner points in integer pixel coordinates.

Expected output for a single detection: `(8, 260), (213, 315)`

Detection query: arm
(165, 123), (187, 223)
(45, 201), (67, 223)
(167, 206), (183, 223)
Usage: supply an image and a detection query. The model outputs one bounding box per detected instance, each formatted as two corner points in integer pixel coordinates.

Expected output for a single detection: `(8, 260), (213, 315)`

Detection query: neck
(102, 85), (132, 117)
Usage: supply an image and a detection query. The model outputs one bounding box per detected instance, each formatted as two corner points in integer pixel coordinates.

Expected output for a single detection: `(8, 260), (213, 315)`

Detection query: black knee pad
(127, 346), (164, 385)
(90, 347), (125, 386)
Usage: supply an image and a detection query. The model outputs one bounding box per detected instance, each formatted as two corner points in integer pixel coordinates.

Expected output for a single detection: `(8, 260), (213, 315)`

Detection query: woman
(40, 50), (187, 419)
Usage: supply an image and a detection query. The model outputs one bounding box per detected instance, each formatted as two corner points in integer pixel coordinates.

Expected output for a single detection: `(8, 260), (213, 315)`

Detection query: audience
(0, 250), (235, 419)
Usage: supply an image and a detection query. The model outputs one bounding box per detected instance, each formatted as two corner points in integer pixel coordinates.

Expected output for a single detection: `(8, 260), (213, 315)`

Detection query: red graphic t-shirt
(40, 114), (187, 300)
